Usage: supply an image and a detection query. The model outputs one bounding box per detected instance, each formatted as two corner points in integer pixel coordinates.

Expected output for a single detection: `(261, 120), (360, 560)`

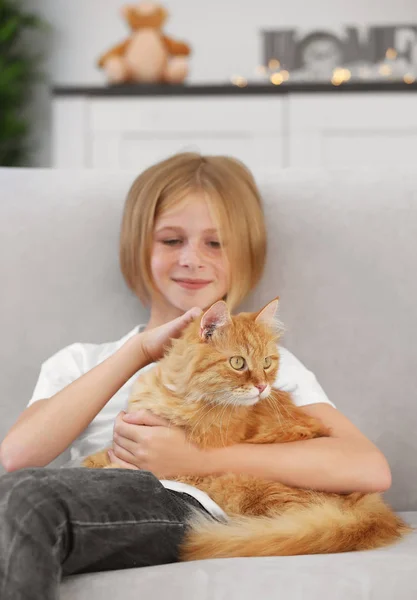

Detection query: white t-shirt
(28, 325), (335, 522)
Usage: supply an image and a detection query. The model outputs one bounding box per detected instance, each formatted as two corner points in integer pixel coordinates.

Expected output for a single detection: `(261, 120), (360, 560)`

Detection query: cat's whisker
(224, 397), (238, 446)
(205, 387), (257, 409)
(203, 385), (242, 401)
(218, 400), (231, 447)
(188, 404), (215, 445)
(273, 400), (292, 430)
(200, 401), (233, 449)
(266, 396), (284, 430)
(271, 398), (286, 428)
(204, 408), (229, 449)
(188, 401), (221, 446)
(278, 401), (293, 419)
(267, 392), (284, 416)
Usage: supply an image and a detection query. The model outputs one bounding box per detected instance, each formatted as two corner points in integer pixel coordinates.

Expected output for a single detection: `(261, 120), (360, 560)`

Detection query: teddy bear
(97, 2), (191, 84)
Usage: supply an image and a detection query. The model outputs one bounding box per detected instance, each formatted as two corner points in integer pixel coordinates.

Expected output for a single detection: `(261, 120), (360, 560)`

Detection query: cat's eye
(230, 356), (246, 370)
(263, 357), (272, 369)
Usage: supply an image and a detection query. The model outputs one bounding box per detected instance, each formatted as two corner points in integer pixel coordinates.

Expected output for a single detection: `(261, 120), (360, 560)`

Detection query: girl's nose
(179, 243), (203, 268)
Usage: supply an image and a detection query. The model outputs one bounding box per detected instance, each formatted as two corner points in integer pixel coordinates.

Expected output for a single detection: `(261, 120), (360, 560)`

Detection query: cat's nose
(256, 384), (267, 394)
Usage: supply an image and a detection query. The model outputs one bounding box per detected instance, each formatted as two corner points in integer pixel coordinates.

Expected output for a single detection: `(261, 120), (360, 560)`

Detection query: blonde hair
(120, 152), (267, 311)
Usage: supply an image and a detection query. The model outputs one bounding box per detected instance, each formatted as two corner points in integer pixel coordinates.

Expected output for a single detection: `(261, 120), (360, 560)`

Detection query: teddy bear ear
(120, 5), (131, 19)
(121, 4), (142, 19)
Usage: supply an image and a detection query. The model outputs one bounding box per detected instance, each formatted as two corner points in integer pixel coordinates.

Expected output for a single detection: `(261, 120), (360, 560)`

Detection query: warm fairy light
(231, 75), (248, 87)
(280, 70), (290, 81)
(331, 68), (351, 85)
(379, 64), (392, 76)
(270, 72), (284, 85)
(404, 73), (416, 84)
(256, 65), (267, 74)
(268, 59), (280, 70)
(386, 48), (398, 60)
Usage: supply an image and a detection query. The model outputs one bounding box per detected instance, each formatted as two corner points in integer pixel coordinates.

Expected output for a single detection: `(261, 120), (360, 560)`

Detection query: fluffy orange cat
(83, 298), (411, 560)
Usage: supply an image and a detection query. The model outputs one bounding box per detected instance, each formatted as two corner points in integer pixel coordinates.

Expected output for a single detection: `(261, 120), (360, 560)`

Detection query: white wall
(30, 0), (417, 165)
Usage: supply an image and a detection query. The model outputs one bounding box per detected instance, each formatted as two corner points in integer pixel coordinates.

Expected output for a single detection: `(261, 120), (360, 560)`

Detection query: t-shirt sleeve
(27, 343), (85, 407)
(274, 346), (336, 408)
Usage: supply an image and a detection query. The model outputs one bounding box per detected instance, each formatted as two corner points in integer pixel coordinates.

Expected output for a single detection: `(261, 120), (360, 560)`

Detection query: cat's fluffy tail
(180, 493), (411, 561)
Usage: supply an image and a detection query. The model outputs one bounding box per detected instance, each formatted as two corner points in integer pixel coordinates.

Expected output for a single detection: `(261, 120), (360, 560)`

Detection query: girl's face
(151, 192), (230, 315)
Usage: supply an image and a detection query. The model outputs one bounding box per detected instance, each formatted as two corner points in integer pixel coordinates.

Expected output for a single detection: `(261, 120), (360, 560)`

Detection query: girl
(0, 153), (391, 600)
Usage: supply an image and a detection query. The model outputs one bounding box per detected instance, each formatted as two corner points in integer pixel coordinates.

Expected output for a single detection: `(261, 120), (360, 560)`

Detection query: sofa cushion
(61, 511), (417, 600)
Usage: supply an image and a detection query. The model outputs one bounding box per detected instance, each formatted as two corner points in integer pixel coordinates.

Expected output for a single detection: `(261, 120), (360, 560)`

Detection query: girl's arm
(203, 404), (392, 494)
(1, 334), (149, 471)
(1, 308), (202, 472)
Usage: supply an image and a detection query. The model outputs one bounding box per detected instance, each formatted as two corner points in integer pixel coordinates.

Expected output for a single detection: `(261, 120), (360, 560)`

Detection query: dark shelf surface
(53, 81), (417, 97)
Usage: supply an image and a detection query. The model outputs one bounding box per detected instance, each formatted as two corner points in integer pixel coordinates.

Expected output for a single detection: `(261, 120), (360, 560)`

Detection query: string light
(270, 72), (284, 85)
(229, 46), (415, 87)
(331, 68), (351, 85)
(268, 59), (280, 70)
(404, 73), (416, 84)
(379, 64), (392, 76)
(230, 75), (248, 87)
(385, 48), (397, 60)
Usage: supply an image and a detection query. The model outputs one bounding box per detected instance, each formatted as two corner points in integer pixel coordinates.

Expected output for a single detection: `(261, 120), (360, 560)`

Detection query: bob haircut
(120, 152), (267, 311)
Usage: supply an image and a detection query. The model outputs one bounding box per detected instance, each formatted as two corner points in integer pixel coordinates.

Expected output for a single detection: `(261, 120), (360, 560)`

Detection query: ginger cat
(83, 299), (411, 560)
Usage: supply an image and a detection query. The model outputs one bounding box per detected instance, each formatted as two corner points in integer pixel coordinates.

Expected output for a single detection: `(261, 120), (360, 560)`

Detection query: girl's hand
(108, 409), (206, 478)
(138, 307), (202, 363)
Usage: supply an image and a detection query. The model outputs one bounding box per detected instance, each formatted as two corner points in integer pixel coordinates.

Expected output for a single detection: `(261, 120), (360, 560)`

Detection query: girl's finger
(115, 421), (148, 442)
(171, 307), (202, 331)
(182, 306), (203, 324)
(123, 409), (170, 427)
(112, 434), (138, 457)
(108, 448), (140, 470)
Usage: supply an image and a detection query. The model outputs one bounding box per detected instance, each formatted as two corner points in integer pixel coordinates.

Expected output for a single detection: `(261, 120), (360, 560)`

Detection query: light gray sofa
(1, 167), (416, 599)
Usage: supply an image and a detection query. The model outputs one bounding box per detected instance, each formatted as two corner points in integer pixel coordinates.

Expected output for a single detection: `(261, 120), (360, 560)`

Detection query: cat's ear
(200, 301), (231, 341)
(255, 297), (280, 329)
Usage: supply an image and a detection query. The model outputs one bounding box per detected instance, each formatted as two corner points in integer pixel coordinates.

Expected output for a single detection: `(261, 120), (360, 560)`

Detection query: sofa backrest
(1, 167), (416, 510)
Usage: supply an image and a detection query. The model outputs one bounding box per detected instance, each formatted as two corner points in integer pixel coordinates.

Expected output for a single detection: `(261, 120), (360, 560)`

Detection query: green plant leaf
(0, 0), (45, 166)
(0, 15), (19, 42)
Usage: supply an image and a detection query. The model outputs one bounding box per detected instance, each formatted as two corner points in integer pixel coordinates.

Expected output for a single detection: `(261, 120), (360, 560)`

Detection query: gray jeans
(0, 467), (211, 600)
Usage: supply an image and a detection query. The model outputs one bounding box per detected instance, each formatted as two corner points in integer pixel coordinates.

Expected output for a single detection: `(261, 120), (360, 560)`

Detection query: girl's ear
(255, 297), (280, 329)
(200, 301), (231, 341)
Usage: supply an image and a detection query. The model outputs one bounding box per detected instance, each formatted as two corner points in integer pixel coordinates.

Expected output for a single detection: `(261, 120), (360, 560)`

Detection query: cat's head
(163, 298), (283, 407)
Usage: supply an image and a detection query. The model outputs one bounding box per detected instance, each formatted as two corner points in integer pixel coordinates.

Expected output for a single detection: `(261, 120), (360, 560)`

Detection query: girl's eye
(263, 357), (272, 369)
(230, 356), (246, 370)
(162, 239), (182, 246)
(207, 240), (221, 249)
